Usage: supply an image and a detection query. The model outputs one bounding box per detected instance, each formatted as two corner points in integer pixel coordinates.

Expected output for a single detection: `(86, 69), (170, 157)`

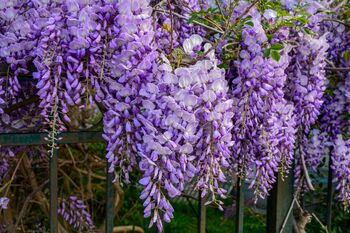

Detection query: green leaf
(218, 63), (229, 70)
(267, 34), (274, 42)
(303, 27), (312, 35)
(343, 50), (350, 61)
(343, 112), (350, 120)
(245, 21), (254, 27)
(263, 48), (271, 58)
(271, 43), (284, 50)
(271, 50), (281, 62)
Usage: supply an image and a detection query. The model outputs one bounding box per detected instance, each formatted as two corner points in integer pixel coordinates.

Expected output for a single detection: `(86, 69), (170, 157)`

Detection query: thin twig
(12, 180), (50, 233)
(299, 134), (315, 191)
(321, 18), (350, 27)
(325, 59), (346, 78)
(1, 152), (25, 194)
(311, 213), (329, 233)
(189, 4), (235, 63)
(215, 0), (225, 19)
(325, 66), (350, 72)
(166, 0), (174, 54)
(235, 0), (260, 23)
(154, 9), (224, 34)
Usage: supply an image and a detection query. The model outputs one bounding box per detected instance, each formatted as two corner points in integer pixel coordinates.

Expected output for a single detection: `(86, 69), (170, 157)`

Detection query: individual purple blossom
(263, 9), (277, 23)
(0, 197), (9, 210)
(183, 34), (203, 57)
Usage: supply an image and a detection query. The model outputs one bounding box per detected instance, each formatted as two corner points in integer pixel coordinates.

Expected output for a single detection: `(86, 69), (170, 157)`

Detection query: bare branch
(325, 66), (350, 72)
(154, 9), (225, 34)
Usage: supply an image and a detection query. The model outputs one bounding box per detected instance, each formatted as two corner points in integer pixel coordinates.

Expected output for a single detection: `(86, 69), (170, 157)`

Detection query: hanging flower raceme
(58, 196), (95, 231)
(136, 35), (233, 231)
(285, 33), (329, 133)
(332, 135), (350, 209)
(294, 129), (330, 189)
(0, 78), (4, 115)
(102, 0), (158, 183)
(0, 0), (35, 102)
(231, 14), (296, 198)
(321, 76), (350, 138)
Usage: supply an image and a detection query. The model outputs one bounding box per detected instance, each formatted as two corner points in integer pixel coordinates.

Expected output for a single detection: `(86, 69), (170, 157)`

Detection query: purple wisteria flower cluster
(298, 5), (350, 206)
(332, 136), (350, 209)
(102, 0), (158, 183)
(285, 33), (329, 133)
(136, 37), (233, 230)
(231, 10), (296, 198)
(58, 196), (95, 231)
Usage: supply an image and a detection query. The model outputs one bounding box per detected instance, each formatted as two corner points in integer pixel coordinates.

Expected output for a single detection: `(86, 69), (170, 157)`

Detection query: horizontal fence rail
(0, 131), (115, 233)
(0, 130), (334, 233)
(0, 131), (104, 145)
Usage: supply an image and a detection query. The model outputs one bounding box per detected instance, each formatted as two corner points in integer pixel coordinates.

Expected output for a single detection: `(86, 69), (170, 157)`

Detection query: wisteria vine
(1, 0), (350, 231)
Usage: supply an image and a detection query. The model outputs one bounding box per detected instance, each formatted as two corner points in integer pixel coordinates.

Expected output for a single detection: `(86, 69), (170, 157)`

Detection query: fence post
(235, 178), (244, 233)
(106, 162), (114, 233)
(267, 173), (293, 233)
(198, 193), (206, 233)
(49, 148), (58, 233)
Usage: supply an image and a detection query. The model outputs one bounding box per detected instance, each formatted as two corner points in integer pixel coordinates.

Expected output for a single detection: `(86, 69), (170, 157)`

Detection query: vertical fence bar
(50, 148), (58, 233)
(235, 178), (244, 233)
(326, 152), (333, 232)
(106, 162), (114, 233)
(198, 193), (206, 233)
(267, 173), (293, 233)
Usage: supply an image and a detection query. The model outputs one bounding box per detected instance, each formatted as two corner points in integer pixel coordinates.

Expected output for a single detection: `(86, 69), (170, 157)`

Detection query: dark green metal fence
(0, 131), (334, 233)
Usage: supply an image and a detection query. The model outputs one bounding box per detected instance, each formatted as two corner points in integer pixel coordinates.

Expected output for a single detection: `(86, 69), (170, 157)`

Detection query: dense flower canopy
(0, 0), (350, 231)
